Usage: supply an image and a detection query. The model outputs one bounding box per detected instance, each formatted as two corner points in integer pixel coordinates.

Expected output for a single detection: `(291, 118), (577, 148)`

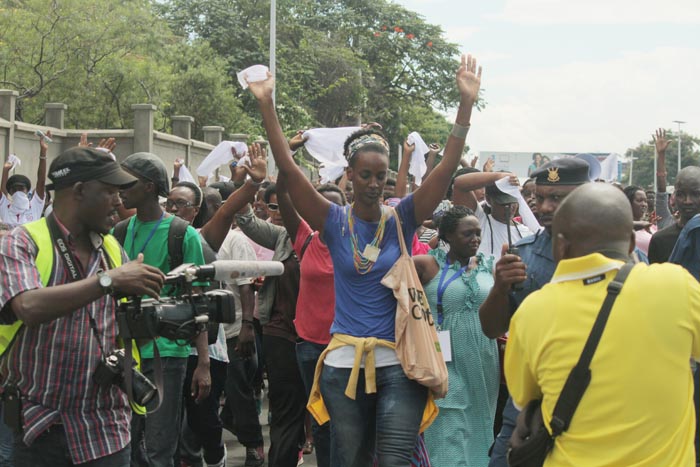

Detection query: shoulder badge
(547, 167), (560, 183)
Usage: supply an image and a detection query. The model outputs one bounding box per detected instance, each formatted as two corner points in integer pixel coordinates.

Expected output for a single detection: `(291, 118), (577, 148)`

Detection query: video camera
(117, 260), (284, 343)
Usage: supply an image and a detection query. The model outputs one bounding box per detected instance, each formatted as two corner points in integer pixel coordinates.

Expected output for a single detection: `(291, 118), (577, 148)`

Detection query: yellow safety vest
(2, 218), (146, 414)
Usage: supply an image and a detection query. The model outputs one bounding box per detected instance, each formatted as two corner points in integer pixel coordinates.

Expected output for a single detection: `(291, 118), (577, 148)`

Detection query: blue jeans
(14, 424), (130, 467)
(320, 364), (428, 467)
(296, 340), (332, 467)
(488, 397), (518, 467)
(130, 356), (188, 467)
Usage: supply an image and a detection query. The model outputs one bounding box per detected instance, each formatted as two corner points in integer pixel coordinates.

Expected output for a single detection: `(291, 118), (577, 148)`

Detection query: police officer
(478, 158), (590, 467)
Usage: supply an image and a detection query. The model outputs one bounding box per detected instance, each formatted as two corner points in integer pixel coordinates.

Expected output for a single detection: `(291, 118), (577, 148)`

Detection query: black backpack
(112, 215), (190, 271)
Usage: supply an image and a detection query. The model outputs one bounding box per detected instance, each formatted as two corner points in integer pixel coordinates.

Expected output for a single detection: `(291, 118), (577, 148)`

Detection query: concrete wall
(0, 91), (286, 190)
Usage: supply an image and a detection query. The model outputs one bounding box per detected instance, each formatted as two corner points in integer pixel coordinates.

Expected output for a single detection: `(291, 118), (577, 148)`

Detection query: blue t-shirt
(322, 195), (417, 341)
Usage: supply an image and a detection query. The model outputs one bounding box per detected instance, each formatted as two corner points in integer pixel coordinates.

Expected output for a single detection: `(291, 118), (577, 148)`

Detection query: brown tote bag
(381, 208), (448, 398)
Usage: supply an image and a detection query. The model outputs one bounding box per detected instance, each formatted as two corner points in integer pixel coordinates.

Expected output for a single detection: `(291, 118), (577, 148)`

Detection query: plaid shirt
(0, 220), (131, 464)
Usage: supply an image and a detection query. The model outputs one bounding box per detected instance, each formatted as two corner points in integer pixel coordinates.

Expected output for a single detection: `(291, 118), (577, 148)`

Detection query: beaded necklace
(347, 204), (388, 275)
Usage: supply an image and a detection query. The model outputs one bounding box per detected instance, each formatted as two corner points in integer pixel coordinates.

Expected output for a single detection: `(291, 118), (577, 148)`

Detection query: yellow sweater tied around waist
(307, 333), (439, 433)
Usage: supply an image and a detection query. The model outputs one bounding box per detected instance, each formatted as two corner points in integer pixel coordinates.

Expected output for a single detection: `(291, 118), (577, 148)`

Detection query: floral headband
(347, 134), (390, 161)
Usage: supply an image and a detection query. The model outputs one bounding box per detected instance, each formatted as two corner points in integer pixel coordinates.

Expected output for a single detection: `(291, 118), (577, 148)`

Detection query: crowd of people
(0, 51), (700, 467)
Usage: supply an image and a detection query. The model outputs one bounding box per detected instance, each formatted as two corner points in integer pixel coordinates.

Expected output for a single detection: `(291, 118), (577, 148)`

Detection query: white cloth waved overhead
(303, 127), (361, 183)
(7, 154), (21, 168)
(197, 141), (248, 177)
(406, 132), (429, 187)
(495, 176), (542, 233)
(237, 65), (270, 89)
(174, 160), (196, 184)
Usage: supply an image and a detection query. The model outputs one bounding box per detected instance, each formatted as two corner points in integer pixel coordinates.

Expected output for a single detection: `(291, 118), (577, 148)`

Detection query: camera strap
(46, 214), (165, 412)
(45, 213), (110, 359)
(123, 336), (164, 414)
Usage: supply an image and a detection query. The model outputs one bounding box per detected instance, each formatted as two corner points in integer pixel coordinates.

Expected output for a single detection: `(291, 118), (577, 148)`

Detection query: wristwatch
(96, 270), (114, 295)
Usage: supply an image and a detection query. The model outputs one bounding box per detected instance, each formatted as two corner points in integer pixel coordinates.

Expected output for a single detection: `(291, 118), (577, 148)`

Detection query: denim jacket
(236, 209), (295, 325)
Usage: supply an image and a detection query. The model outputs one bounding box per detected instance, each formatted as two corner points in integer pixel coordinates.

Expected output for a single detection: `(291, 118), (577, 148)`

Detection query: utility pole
(673, 120), (685, 175)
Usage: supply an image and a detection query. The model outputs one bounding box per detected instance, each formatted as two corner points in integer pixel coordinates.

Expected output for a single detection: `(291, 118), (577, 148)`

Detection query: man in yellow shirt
(505, 183), (700, 466)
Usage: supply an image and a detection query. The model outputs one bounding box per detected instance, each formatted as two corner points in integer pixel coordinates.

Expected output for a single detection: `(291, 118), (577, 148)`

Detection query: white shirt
(475, 203), (532, 261)
(0, 192), (45, 227)
(217, 229), (257, 338)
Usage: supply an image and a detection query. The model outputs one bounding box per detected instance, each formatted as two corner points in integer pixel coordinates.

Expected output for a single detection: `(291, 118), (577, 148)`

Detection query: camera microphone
(194, 260), (284, 282)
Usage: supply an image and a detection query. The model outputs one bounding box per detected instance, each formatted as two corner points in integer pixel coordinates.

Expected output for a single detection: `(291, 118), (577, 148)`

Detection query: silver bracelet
(451, 122), (470, 139)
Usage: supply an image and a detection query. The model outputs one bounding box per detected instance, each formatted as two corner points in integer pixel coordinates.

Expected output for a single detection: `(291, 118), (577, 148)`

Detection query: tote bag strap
(388, 207), (410, 258)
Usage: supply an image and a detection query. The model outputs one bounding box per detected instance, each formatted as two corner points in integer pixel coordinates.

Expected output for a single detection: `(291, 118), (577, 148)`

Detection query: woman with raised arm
(248, 54), (482, 467)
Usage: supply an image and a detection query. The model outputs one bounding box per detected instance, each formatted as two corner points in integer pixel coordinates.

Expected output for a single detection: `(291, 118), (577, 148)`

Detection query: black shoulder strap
(549, 262), (634, 437)
(112, 218), (130, 246)
(167, 215), (189, 271)
(299, 232), (315, 261)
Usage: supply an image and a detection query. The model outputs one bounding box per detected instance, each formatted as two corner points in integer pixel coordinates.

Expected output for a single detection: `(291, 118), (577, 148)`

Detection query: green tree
(164, 41), (256, 139)
(0, 0), (173, 127)
(156, 0), (475, 155)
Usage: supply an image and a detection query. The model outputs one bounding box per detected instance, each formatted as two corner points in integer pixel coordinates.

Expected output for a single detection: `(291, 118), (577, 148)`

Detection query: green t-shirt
(120, 214), (206, 358)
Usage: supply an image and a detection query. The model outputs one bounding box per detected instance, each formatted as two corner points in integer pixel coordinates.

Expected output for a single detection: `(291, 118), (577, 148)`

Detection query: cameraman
(0, 147), (165, 466)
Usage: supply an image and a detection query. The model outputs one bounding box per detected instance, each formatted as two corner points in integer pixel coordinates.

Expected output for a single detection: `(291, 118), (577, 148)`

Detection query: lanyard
(436, 259), (468, 327)
(46, 213), (111, 357)
(130, 212), (165, 258)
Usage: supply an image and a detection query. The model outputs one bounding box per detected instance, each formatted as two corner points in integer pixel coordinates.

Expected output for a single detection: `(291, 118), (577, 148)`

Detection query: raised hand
(653, 128), (671, 154)
(39, 130), (52, 155)
(174, 158), (183, 171)
(79, 132), (91, 148)
(403, 140), (415, 155)
(3, 161), (13, 171)
(483, 157), (495, 172)
(428, 143), (441, 153)
(288, 130), (306, 152)
(242, 143), (268, 183)
(456, 54), (482, 104)
(247, 72), (275, 102)
(97, 137), (116, 153)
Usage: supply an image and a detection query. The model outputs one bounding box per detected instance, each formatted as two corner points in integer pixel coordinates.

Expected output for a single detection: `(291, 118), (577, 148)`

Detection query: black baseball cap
(46, 147), (137, 191)
(485, 184), (518, 205)
(121, 152), (170, 197)
(530, 158), (590, 186)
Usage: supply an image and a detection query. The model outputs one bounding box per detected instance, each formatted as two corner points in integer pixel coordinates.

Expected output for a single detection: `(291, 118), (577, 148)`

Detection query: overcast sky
(394, 0), (700, 157)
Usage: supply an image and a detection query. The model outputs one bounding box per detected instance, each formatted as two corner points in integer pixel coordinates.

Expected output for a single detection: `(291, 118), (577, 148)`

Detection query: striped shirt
(0, 220), (131, 464)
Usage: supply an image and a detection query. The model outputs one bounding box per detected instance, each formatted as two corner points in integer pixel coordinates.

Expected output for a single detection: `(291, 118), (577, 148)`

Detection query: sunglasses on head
(267, 202), (279, 211)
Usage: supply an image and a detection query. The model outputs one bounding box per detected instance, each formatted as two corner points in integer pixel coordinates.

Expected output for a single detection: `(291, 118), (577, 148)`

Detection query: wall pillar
(132, 104), (156, 154)
(44, 103), (67, 129)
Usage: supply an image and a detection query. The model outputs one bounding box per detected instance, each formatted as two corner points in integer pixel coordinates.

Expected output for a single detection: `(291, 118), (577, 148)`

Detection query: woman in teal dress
(414, 205), (499, 467)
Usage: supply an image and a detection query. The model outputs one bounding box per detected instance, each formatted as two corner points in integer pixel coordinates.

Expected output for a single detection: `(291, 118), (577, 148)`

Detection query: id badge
(438, 330), (452, 362)
(363, 244), (381, 262)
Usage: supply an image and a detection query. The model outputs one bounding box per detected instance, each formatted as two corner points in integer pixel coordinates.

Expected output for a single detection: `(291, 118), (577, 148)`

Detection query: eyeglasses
(266, 203), (279, 211)
(166, 199), (194, 209)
